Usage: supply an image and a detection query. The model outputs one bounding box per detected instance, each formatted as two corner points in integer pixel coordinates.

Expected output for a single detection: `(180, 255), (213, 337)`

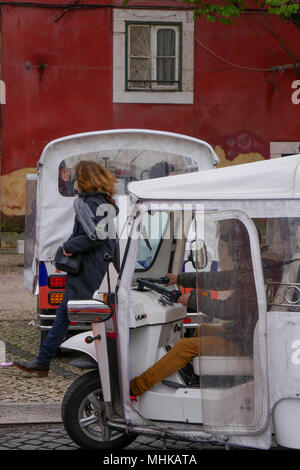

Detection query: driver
(130, 224), (281, 398)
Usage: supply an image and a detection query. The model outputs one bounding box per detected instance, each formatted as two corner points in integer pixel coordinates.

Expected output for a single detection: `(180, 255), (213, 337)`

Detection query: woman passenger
(14, 160), (118, 376)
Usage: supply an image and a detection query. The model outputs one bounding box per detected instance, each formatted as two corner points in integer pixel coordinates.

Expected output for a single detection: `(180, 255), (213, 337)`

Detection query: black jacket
(62, 192), (118, 303)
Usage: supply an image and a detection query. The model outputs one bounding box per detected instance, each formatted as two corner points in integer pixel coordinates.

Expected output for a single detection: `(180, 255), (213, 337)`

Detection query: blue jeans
(36, 297), (70, 366)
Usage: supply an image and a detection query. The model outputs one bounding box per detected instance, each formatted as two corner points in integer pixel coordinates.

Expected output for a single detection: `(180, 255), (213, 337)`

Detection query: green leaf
(123, 0), (300, 24)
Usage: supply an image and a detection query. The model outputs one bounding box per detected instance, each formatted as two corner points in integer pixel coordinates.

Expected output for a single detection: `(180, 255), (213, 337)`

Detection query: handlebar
(142, 276), (170, 285)
(136, 278), (182, 304)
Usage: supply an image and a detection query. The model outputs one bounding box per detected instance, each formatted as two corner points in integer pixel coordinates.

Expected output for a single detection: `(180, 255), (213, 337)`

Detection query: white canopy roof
(128, 154), (300, 201)
(35, 129), (218, 261)
(37, 128), (219, 170)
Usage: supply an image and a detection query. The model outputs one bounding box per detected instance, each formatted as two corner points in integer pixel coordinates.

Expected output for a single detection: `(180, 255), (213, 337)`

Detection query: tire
(62, 370), (136, 450)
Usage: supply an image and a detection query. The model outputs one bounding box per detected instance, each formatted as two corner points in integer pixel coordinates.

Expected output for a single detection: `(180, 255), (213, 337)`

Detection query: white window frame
(113, 9), (194, 104)
(127, 23), (180, 92)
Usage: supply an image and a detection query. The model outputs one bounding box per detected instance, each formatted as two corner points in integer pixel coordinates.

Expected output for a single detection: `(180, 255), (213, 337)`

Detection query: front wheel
(62, 370), (136, 450)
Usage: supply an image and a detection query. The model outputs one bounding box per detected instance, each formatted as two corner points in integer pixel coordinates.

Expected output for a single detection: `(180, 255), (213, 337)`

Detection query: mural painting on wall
(214, 131), (269, 168)
(0, 167), (36, 230)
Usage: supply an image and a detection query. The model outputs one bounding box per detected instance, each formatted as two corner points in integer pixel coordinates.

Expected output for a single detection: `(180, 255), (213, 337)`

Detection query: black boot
(13, 358), (50, 377)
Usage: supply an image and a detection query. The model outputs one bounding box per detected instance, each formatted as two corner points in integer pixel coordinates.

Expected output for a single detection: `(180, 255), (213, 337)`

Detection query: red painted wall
(2, 2), (300, 174)
(1, 4), (113, 174)
(193, 16), (300, 150)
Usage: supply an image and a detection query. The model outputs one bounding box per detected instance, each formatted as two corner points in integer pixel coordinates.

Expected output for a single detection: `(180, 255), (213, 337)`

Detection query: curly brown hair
(75, 160), (117, 205)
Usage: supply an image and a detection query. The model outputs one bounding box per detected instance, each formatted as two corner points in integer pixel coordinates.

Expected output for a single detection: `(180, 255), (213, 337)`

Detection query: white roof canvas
(128, 154), (300, 201)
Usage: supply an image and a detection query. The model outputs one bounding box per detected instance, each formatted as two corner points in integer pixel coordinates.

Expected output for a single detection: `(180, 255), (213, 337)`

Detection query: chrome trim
(38, 325), (91, 330)
(183, 323), (201, 328)
(38, 314), (56, 319)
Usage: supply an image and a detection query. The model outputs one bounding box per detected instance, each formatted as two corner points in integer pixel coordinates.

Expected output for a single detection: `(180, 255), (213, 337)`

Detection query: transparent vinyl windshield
(262, 217), (300, 311)
(127, 210), (267, 432)
(136, 211), (169, 270)
(192, 217), (261, 430)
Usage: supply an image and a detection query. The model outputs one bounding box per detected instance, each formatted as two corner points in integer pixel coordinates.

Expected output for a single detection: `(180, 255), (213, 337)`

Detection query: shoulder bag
(54, 246), (82, 275)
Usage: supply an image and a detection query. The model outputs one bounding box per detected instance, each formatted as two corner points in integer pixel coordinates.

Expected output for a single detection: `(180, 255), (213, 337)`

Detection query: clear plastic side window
(193, 219), (259, 429)
(263, 218), (300, 311)
(57, 151), (198, 197)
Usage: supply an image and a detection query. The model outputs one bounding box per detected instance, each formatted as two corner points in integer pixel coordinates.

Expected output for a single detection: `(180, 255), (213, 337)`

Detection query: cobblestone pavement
(0, 251), (89, 451)
(0, 251), (83, 407)
(0, 423), (228, 452)
(0, 424), (77, 450)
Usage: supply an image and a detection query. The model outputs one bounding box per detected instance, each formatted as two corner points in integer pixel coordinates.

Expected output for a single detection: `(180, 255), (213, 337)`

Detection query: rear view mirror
(190, 239), (208, 270)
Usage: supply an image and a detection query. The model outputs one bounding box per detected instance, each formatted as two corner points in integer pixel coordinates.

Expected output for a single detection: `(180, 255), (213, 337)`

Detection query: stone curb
(0, 402), (62, 424)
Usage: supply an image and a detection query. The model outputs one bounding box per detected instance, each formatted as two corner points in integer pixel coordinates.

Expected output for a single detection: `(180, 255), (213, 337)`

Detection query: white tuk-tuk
(61, 154), (300, 450)
(24, 129), (218, 345)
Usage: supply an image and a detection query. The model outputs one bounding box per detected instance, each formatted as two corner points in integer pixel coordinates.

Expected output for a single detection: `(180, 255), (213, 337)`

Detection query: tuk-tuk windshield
(58, 149), (199, 197)
(136, 211), (170, 270)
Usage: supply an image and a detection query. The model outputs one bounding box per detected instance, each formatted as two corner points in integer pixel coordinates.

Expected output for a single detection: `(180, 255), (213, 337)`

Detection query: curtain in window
(157, 29), (176, 84)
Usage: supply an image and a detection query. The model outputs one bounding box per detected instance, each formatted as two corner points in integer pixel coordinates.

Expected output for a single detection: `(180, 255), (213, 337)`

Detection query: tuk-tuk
(24, 129), (218, 345)
(61, 153), (300, 450)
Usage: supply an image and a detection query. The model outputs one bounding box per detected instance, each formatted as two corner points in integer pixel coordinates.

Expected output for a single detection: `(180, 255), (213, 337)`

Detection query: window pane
(264, 217), (300, 311)
(130, 26), (151, 56)
(59, 148), (199, 196)
(195, 219), (259, 428)
(136, 212), (169, 270)
(157, 57), (175, 82)
(157, 29), (176, 56)
(130, 57), (151, 81)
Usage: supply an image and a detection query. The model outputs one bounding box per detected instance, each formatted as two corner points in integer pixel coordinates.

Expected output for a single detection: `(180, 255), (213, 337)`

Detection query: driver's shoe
(13, 358), (49, 377)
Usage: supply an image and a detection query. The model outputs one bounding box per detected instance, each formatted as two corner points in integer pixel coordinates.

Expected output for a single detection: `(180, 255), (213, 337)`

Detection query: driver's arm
(185, 291), (235, 318)
(166, 271), (235, 290)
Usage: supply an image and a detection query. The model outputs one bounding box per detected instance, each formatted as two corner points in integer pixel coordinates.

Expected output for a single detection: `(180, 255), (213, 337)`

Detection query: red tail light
(48, 275), (66, 289)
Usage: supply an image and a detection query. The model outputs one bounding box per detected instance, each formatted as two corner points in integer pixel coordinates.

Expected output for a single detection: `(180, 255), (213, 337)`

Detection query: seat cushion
(192, 355), (254, 376)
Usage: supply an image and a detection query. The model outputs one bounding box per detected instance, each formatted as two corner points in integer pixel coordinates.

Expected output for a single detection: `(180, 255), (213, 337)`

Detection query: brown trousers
(130, 323), (239, 396)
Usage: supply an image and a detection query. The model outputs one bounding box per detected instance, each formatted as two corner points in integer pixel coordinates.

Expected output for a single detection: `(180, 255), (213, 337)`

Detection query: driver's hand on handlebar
(178, 293), (190, 307)
(165, 273), (178, 286)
